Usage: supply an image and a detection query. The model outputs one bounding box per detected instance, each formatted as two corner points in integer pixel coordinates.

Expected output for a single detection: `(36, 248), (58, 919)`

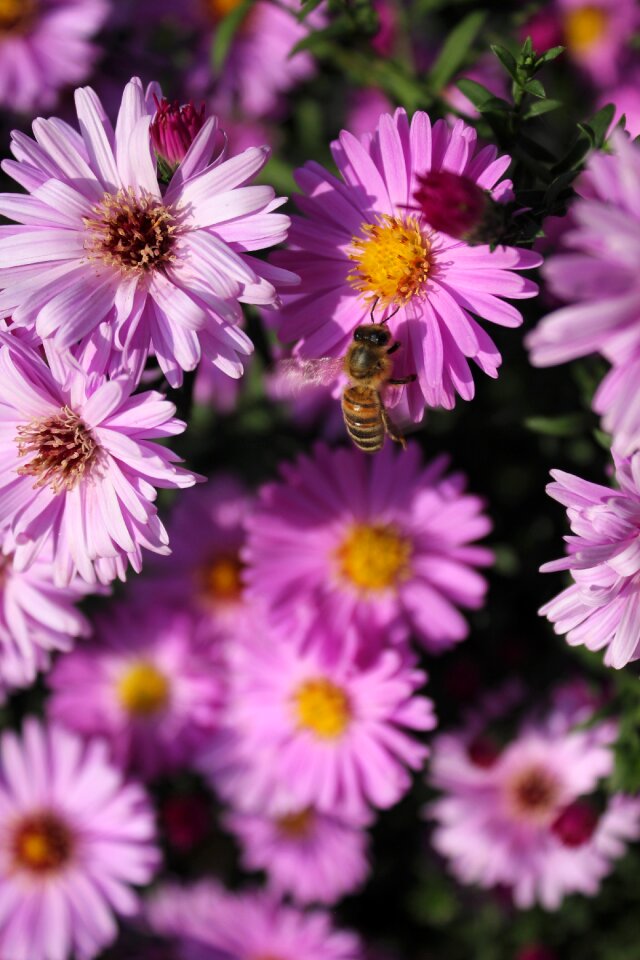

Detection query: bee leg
(388, 374), (417, 385)
(386, 341), (401, 355)
(381, 408), (407, 449)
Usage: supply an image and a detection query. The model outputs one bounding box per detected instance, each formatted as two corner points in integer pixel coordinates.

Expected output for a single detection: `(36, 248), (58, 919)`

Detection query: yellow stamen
(294, 678), (351, 739)
(348, 214), (431, 307)
(563, 5), (608, 52)
(118, 660), (170, 717)
(337, 523), (412, 592)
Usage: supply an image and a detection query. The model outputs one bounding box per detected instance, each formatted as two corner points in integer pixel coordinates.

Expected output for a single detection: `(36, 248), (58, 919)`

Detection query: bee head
(354, 324), (391, 347)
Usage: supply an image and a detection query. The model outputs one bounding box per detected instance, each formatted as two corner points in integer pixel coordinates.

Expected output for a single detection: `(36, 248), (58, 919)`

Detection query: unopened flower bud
(412, 170), (506, 244)
(551, 799), (599, 847)
(467, 734), (501, 768)
(151, 97), (207, 178)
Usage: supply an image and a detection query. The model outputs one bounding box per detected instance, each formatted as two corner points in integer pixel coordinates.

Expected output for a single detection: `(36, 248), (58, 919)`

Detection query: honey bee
(279, 306), (416, 453)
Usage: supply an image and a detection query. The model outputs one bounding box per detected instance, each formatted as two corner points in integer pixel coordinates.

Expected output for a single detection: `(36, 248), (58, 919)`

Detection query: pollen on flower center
(12, 811), (74, 874)
(563, 5), (608, 52)
(200, 553), (244, 603)
(337, 522), (412, 592)
(84, 188), (177, 273)
(0, 0), (34, 33)
(294, 678), (351, 739)
(117, 660), (171, 717)
(505, 764), (562, 824)
(16, 406), (98, 494)
(275, 807), (316, 838)
(348, 214), (431, 307)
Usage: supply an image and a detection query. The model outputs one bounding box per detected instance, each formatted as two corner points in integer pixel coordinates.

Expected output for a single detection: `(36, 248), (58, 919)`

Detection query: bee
(279, 304), (416, 453)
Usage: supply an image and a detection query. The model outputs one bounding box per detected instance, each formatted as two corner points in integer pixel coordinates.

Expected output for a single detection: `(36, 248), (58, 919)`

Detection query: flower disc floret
(12, 811), (73, 873)
(16, 405), (98, 493)
(117, 660), (171, 716)
(337, 522), (412, 592)
(294, 677), (351, 739)
(347, 214), (431, 307)
(84, 188), (178, 273)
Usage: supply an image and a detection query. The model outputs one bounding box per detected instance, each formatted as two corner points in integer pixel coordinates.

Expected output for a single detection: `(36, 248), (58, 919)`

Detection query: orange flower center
(293, 678), (351, 739)
(200, 553), (244, 603)
(12, 811), (73, 874)
(348, 214), (431, 307)
(204, 0), (246, 19)
(275, 808), (315, 838)
(0, 0), (35, 33)
(563, 5), (609, 52)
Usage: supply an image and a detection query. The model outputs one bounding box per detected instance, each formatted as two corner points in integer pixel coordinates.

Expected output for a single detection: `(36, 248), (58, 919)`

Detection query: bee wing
(276, 357), (344, 391)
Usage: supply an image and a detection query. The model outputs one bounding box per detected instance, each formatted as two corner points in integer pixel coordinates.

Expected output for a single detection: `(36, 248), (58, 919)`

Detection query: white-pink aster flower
(0, 77), (296, 387)
(0, 335), (197, 586)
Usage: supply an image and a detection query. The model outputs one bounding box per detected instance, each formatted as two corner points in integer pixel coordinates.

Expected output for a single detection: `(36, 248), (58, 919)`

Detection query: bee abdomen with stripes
(342, 386), (385, 453)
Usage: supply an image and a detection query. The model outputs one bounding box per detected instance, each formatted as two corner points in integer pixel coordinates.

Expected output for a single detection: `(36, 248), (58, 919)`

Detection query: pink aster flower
(428, 694), (640, 909)
(221, 621), (435, 821)
(244, 442), (492, 657)
(555, 0), (638, 87)
(0, 718), (159, 960)
(0, 335), (197, 587)
(592, 349), (640, 456)
(139, 474), (251, 635)
(272, 108), (541, 418)
(48, 602), (223, 778)
(539, 457), (640, 669)
(223, 805), (370, 905)
(0, 77), (294, 387)
(598, 66), (640, 138)
(0, 0), (108, 115)
(0, 531), (92, 693)
(147, 881), (362, 960)
(526, 133), (640, 370)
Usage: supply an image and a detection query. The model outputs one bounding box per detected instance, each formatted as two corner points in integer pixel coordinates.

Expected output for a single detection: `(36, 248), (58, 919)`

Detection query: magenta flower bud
(467, 734), (501, 768)
(160, 794), (211, 852)
(413, 170), (490, 240)
(151, 96), (207, 172)
(551, 800), (599, 847)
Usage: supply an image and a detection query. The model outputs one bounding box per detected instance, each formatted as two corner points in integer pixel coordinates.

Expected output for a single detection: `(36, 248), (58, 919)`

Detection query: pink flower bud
(551, 800), (599, 848)
(467, 734), (500, 768)
(412, 170), (490, 240)
(151, 97), (207, 171)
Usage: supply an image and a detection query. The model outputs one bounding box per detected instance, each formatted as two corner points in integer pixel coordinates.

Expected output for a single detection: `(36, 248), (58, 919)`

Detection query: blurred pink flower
(244, 443), (492, 657)
(147, 881), (362, 960)
(48, 604), (224, 778)
(273, 109), (540, 418)
(224, 805), (370, 905)
(346, 89), (394, 140)
(557, 0), (638, 87)
(527, 132), (640, 370)
(0, 336), (197, 586)
(428, 694), (640, 909)
(0, 0), (108, 114)
(0, 531), (92, 693)
(0, 718), (159, 960)
(140, 474), (251, 636)
(539, 458), (640, 669)
(0, 77), (294, 387)
(222, 622), (435, 821)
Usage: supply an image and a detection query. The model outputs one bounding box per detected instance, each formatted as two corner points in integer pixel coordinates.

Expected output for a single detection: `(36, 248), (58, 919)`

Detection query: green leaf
(211, 0), (256, 71)
(427, 10), (487, 92)
(296, 0), (325, 20)
(455, 77), (510, 112)
(491, 43), (518, 79)
(289, 18), (346, 55)
(523, 78), (546, 98)
(524, 414), (587, 437)
(579, 102), (615, 148)
(523, 97), (563, 119)
(536, 44), (565, 64)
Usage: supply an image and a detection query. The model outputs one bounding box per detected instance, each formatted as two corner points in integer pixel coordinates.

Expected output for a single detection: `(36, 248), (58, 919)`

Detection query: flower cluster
(428, 683), (640, 909)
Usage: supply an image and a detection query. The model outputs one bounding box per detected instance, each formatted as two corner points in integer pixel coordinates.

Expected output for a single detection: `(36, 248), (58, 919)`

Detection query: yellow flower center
(348, 214), (431, 307)
(12, 812), (73, 874)
(505, 764), (562, 825)
(337, 522), (412, 592)
(117, 660), (170, 717)
(563, 5), (608, 52)
(0, 0), (34, 32)
(275, 807), (315, 838)
(200, 553), (244, 604)
(294, 678), (351, 740)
